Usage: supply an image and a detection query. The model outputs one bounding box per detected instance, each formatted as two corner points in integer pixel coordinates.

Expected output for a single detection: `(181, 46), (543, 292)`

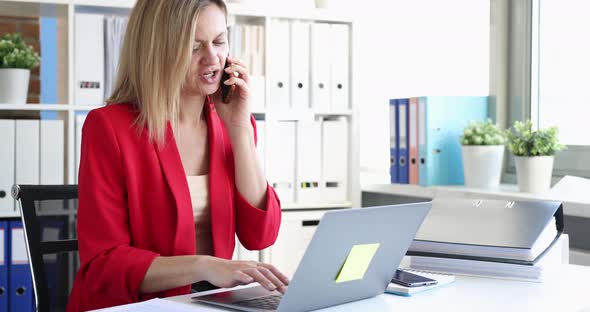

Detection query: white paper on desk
(99, 298), (214, 312)
(549, 175), (590, 204)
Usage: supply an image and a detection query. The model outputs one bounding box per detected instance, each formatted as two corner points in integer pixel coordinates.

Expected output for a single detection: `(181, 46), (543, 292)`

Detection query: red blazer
(67, 101), (281, 312)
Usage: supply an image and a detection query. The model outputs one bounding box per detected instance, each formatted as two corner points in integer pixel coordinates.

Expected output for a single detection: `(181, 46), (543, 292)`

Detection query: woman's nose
(201, 45), (220, 64)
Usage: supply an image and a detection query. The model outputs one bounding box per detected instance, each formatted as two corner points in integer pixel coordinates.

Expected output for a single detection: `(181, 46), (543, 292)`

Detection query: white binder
(236, 239), (260, 262)
(330, 24), (350, 111)
(40, 120), (64, 185)
(74, 13), (105, 105)
(310, 23), (331, 112)
(290, 21), (311, 111)
(75, 114), (87, 182)
(267, 19), (291, 111)
(265, 121), (295, 204)
(0, 120), (15, 213)
(16, 120), (40, 185)
(296, 120), (321, 203)
(255, 120), (266, 174)
(321, 119), (348, 202)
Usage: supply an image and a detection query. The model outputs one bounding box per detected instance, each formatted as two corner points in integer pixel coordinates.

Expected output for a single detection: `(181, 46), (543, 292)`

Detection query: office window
(536, 0), (590, 146)
(530, 0), (590, 176)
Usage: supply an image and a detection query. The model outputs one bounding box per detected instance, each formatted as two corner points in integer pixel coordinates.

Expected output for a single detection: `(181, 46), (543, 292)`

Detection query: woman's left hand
(213, 55), (252, 130)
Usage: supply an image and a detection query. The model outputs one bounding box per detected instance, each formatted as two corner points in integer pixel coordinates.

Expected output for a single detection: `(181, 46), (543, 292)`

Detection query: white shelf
(0, 104), (70, 111)
(1, 0), (354, 22)
(70, 105), (103, 111)
(362, 183), (590, 218)
(282, 201), (353, 210)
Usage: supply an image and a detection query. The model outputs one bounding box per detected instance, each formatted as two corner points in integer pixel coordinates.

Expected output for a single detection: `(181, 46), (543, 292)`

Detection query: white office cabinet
(264, 210), (327, 278)
(267, 19), (291, 111)
(0, 1), (359, 220)
(290, 21), (311, 111)
(330, 24), (350, 111)
(310, 23), (332, 112)
(0, 120), (15, 213)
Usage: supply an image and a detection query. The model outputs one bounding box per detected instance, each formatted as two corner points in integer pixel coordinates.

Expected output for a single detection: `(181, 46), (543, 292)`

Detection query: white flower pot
(0, 68), (30, 104)
(461, 145), (505, 188)
(514, 155), (554, 194)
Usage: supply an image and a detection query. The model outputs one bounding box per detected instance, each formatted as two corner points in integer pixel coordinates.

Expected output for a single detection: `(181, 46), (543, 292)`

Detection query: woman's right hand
(201, 256), (290, 294)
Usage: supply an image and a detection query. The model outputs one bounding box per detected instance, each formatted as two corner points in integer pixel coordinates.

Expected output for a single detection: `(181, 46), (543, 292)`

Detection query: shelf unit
(1, 0), (359, 274)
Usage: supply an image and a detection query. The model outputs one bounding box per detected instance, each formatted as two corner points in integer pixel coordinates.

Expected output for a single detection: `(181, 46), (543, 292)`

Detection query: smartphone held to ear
(220, 60), (236, 103)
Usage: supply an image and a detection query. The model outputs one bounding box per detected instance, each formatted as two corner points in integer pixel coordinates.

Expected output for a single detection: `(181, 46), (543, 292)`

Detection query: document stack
(407, 198), (565, 282)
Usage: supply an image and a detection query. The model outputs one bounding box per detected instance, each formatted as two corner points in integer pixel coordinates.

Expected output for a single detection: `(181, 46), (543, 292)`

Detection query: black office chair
(12, 184), (79, 312)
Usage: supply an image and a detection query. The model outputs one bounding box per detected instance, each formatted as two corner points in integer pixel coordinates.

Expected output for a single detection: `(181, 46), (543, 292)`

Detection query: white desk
(122, 264), (590, 312)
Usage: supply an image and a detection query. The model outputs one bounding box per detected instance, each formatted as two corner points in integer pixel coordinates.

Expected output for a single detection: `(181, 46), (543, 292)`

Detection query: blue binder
(418, 96), (488, 186)
(389, 99), (398, 183)
(9, 220), (34, 312)
(0, 221), (8, 312)
(396, 98), (409, 184)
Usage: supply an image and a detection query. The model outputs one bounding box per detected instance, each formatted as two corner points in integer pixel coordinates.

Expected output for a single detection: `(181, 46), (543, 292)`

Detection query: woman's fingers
(224, 63), (249, 84)
(243, 268), (277, 292)
(257, 267), (287, 294)
(232, 270), (254, 285)
(223, 77), (250, 97)
(257, 263), (290, 286)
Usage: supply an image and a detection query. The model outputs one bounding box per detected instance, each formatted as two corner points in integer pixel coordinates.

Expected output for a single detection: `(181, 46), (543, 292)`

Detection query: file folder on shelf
(330, 24), (350, 111)
(75, 114), (88, 182)
(74, 13), (105, 105)
(267, 19), (291, 111)
(408, 97), (419, 184)
(0, 120), (15, 213)
(255, 120), (265, 174)
(40, 120), (64, 185)
(9, 220), (34, 312)
(321, 119), (348, 202)
(0, 221), (8, 311)
(310, 23), (331, 112)
(296, 120), (322, 203)
(418, 96), (488, 186)
(396, 98), (409, 184)
(16, 120), (40, 186)
(407, 198), (564, 265)
(266, 121), (295, 203)
(388, 99), (398, 184)
(290, 21), (311, 111)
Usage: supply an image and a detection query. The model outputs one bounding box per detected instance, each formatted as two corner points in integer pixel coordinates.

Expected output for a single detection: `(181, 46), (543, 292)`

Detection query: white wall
(341, 0), (490, 186)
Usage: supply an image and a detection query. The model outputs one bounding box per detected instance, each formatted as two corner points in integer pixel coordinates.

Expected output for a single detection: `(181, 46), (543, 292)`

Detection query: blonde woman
(67, 0), (288, 310)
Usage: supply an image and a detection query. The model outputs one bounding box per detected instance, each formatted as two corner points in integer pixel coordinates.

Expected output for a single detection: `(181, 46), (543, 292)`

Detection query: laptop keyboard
(233, 294), (282, 310)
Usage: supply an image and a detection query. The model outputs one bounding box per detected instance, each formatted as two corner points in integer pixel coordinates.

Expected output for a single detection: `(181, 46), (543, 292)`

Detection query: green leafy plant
(0, 33), (40, 69)
(460, 119), (506, 145)
(506, 120), (565, 156)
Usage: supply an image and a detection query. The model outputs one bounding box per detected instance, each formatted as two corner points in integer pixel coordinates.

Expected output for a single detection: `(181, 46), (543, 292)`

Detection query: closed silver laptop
(193, 203), (432, 312)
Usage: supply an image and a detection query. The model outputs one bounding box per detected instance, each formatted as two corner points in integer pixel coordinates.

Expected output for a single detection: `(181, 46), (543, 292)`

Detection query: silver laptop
(193, 202), (432, 312)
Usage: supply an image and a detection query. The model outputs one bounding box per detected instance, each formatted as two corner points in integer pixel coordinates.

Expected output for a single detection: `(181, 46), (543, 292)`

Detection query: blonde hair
(107, 0), (228, 144)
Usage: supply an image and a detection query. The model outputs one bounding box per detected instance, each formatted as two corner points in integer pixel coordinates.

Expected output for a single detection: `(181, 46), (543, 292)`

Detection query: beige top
(187, 175), (213, 255)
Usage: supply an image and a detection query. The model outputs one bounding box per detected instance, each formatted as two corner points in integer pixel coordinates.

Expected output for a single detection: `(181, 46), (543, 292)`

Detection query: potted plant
(460, 119), (506, 188)
(0, 33), (40, 104)
(506, 120), (565, 193)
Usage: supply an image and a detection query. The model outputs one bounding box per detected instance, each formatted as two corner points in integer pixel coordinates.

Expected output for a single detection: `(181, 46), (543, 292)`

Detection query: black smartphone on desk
(391, 270), (438, 287)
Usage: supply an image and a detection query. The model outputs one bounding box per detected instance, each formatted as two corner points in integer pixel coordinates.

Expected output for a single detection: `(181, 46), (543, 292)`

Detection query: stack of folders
(386, 270), (455, 296)
(406, 198), (565, 282)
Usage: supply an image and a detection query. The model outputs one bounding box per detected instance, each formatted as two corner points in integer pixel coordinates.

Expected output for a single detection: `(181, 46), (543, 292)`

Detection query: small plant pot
(514, 155), (554, 193)
(461, 145), (505, 188)
(0, 68), (30, 104)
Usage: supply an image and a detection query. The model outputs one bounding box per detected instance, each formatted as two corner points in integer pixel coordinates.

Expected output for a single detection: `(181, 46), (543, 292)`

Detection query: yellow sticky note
(335, 243), (380, 283)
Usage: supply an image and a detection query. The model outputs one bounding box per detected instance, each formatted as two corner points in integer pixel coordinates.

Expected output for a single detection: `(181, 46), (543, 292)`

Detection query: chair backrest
(12, 184), (78, 312)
